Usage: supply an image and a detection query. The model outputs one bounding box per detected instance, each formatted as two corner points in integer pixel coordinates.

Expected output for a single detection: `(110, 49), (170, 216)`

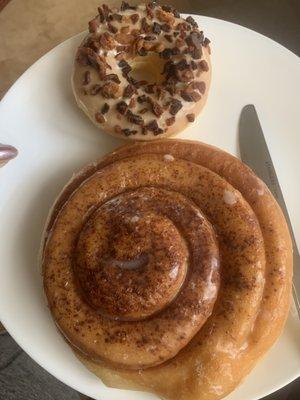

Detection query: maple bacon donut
(72, 2), (211, 140)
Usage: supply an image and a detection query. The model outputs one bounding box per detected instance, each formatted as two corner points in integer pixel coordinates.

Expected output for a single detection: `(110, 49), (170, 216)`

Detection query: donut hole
(130, 53), (165, 84)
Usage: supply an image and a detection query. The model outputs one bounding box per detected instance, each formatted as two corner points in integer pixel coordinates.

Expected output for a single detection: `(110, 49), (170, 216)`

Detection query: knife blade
(239, 104), (300, 318)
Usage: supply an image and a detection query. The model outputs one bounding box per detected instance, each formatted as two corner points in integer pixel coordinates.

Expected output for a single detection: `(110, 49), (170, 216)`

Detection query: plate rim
(0, 14), (299, 400)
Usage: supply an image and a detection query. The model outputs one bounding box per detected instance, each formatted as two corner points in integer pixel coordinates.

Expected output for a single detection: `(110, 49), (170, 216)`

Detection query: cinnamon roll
(43, 139), (292, 400)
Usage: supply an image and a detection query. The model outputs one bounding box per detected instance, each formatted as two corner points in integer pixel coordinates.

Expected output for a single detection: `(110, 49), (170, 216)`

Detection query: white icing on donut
(163, 154), (175, 161)
(223, 190), (237, 206)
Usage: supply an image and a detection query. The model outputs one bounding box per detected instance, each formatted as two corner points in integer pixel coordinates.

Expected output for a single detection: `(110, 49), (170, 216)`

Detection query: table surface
(0, 1), (299, 399)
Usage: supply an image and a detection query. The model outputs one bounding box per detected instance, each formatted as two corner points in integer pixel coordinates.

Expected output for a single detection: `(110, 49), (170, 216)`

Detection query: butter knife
(239, 104), (300, 318)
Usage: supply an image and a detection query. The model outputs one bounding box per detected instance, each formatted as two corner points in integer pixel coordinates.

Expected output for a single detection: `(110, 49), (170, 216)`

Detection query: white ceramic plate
(0, 15), (300, 400)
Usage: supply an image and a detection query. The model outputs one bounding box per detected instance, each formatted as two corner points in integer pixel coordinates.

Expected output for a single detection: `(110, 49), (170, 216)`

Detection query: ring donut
(72, 2), (211, 140)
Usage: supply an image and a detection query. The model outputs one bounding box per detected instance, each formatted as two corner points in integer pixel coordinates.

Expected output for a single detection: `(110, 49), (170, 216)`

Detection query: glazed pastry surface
(43, 139), (292, 400)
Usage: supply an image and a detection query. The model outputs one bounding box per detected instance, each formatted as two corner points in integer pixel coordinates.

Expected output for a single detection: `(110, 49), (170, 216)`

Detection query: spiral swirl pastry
(43, 139), (292, 400)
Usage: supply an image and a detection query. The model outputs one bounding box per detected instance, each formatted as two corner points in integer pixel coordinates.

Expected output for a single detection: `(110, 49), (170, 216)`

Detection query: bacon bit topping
(115, 33), (135, 45)
(99, 32), (115, 50)
(90, 84), (102, 95)
(169, 99), (182, 115)
(104, 74), (121, 84)
(88, 16), (101, 33)
(191, 60), (198, 70)
(144, 84), (155, 94)
(116, 101), (128, 115)
(161, 48), (172, 59)
(164, 34), (173, 43)
(97, 4), (111, 22)
(175, 38), (185, 47)
(161, 4), (180, 18)
(146, 120), (163, 135)
(82, 71), (91, 85)
(118, 59), (132, 75)
(107, 23), (118, 34)
(161, 23), (171, 32)
(141, 17), (151, 33)
(151, 100), (164, 117)
(166, 116), (175, 126)
(186, 16), (198, 28)
(101, 103), (110, 114)
(188, 81), (206, 94)
(95, 112), (105, 123)
(152, 22), (161, 34)
(101, 82), (120, 98)
(161, 5), (172, 12)
(130, 13), (139, 24)
(156, 9), (175, 25)
(203, 37), (211, 47)
(102, 4), (112, 15)
(129, 98), (136, 108)
(122, 128), (137, 136)
(137, 95), (147, 103)
(120, 1), (136, 11)
(126, 110), (143, 125)
(191, 48), (202, 59)
(198, 81), (206, 94)
(199, 59), (209, 71)
(123, 84), (135, 98)
(172, 48), (180, 57)
(181, 90), (201, 102)
(144, 34), (156, 41)
(112, 13), (123, 22)
(186, 31), (204, 49)
(146, 4), (154, 18)
(97, 6), (105, 23)
(186, 113), (195, 122)
(176, 68), (193, 82)
(165, 85), (176, 96)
